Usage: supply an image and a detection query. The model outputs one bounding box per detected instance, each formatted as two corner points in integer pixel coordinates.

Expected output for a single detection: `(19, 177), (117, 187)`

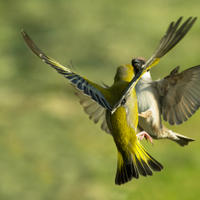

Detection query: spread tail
(115, 141), (163, 185)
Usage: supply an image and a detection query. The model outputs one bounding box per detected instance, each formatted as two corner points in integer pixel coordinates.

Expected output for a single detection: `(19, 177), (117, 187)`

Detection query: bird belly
(137, 88), (154, 113)
(136, 80), (158, 114)
(108, 105), (137, 153)
(138, 115), (158, 138)
(136, 79), (162, 136)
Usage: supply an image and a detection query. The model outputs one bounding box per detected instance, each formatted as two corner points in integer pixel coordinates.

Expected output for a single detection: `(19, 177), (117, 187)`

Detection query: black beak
(132, 59), (143, 74)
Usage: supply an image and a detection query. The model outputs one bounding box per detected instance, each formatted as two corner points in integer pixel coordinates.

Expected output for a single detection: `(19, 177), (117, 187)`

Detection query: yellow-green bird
(21, 16), (196, 185)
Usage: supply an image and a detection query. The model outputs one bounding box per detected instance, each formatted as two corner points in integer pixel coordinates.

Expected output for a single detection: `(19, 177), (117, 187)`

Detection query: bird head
(132, 57), (147, 74)
(114, 64), (136, 82)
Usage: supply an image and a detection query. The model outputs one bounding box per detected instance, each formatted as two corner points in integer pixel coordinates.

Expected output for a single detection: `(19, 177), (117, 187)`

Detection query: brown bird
(133, 58), (199, 146)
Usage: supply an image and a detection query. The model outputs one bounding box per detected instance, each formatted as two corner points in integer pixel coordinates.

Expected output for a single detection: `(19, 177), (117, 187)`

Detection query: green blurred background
(1, 0), (200, 199)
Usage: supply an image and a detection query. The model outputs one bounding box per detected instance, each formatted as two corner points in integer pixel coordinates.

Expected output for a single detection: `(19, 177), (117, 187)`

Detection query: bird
(21, 16), (196, 185)
(133, 58), (199, 146)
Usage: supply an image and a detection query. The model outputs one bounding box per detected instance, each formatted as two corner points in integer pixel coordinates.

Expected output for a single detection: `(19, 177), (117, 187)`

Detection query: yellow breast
(107, 89), (138, 152)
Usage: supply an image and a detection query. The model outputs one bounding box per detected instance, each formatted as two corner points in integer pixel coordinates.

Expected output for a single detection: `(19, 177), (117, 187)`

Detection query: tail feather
(115, 141), (163, 185)
(163, 126), (195, 147)
(135, 155), (152, 176)
(138, 143), (163, 172)
(172, 132), (195, 146)
(115, 152), (138, 185)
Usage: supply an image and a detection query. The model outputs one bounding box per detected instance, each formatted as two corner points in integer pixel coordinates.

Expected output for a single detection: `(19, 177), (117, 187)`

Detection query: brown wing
(157, 65), (200, 125)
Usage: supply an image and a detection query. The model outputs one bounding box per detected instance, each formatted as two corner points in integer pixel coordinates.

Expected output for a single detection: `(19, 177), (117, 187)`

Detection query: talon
(137, 131), (153, 144)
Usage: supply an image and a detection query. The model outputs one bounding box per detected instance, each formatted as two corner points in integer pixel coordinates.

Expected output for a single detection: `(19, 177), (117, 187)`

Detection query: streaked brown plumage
(134, 59), (199, 146)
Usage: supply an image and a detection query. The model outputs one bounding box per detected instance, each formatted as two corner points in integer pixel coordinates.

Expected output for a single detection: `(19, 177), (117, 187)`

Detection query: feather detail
(115, 140), (163, 185)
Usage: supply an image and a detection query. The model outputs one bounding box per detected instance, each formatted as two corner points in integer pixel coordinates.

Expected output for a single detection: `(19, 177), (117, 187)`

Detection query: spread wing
(144, 17), (197, 71)
(113, 17), (197, 112)
(156, 65), (200, 125)
(74, 89), (110, 134)
(21, 30), (111, 134)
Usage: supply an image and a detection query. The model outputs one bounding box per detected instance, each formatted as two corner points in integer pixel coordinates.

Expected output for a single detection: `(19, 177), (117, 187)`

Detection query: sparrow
(133, 58), (198, 146)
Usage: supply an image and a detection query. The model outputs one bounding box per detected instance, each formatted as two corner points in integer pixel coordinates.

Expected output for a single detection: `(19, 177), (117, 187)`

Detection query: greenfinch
(21, 16), (196, 185)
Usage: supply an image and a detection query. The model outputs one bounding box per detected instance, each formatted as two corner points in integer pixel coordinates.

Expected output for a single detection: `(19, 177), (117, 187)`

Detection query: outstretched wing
(156, 65), (200, 125)
(21, 30), (112, 112)
(113, 17), (197, 112)
(144, 16), (197, 71)
(21, 30), (112, 134)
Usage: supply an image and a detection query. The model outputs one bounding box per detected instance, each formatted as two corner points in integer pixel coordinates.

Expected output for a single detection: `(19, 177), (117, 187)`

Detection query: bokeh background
(1, 0), (200, 199)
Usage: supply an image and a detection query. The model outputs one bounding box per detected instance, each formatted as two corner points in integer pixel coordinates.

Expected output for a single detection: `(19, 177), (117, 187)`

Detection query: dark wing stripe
(21, 30), (113, 112)
(70, 76), (80, 85)
(83, 82), (90, 96)
(42, 55), (113, 111)
(77, 80), (84, 90)
(64, 71), (111, 110)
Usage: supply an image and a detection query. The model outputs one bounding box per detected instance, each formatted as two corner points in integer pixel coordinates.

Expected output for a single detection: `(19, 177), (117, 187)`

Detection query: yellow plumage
(21, 16), (196, 185)
(106, 65), (162, 184)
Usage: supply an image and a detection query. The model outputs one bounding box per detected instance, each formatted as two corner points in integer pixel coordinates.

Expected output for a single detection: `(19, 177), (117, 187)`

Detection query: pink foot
(137, 131), (153, 144)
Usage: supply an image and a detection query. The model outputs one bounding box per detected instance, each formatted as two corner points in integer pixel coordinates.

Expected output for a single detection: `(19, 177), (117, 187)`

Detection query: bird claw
(137, 131), (153, 144)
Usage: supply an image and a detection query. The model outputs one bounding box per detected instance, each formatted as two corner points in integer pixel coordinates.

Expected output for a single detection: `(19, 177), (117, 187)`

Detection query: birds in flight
(22, 16), (198, 185)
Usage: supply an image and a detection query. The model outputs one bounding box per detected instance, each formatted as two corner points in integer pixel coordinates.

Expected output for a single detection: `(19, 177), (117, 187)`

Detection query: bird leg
(137, 131), (153, 144)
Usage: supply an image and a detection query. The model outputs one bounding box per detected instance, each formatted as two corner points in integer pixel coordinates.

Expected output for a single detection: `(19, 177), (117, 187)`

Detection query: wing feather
(21, 30), (113, 112)
(158, 65), (200, 125)
(113, 17), (197, 111)
(75, 89), (111, 134)
(21, 30), (112, 133)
